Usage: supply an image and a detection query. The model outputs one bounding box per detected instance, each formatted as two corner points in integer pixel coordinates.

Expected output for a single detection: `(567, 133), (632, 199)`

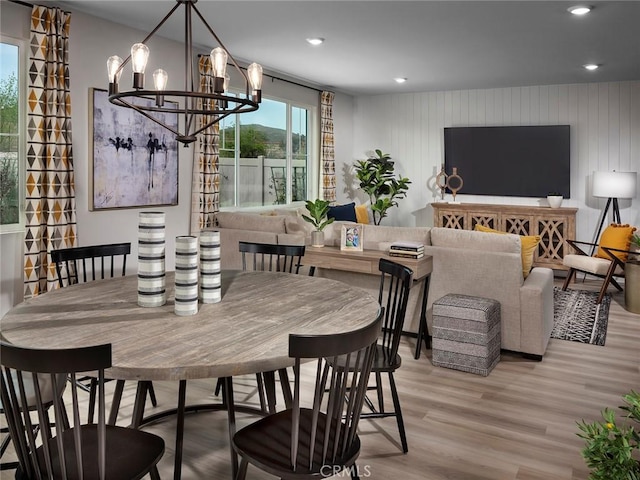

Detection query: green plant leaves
(302, 199), (334, 231)
(577, 391), (640, 479)
(354, 150), (411, 225)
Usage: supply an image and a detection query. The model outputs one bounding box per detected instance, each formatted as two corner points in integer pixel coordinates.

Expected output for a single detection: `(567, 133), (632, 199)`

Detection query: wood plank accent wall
(347, 81), (640, 243)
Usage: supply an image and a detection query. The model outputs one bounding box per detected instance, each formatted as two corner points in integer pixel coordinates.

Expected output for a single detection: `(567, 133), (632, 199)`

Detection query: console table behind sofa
(431, 202), (577, 271)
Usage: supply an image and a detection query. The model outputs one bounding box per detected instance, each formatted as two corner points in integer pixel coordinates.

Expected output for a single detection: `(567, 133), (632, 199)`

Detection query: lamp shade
(592, 171), (637, 199)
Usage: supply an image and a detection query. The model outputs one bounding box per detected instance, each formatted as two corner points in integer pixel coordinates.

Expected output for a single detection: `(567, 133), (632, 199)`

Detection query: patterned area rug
(552, 287), (611, 346)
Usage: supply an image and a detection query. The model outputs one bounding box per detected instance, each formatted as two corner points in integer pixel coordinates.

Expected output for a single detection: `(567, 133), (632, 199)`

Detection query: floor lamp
(590, 171), (638, 255)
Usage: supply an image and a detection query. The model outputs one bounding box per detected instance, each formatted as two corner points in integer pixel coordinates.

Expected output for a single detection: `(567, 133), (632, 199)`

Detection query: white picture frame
(340, 224), (364, 251)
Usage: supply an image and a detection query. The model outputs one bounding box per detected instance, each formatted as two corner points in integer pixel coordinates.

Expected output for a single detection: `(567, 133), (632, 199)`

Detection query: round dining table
(1, 270), (380, 479)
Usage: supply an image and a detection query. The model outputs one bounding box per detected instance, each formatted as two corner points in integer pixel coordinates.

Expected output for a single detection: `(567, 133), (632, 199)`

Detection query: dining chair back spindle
(0, 341), (165, 480)
(231, 309), (383, 479)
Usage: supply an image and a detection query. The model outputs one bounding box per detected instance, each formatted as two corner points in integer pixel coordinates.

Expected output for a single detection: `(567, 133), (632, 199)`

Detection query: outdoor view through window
(0, 41), (20, 227)
(218, 97), (309, 207)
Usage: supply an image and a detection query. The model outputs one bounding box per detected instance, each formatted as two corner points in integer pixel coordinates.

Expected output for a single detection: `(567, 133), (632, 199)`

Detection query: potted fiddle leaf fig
(354, 149), (411, 225)
(301, 199), (334, 247)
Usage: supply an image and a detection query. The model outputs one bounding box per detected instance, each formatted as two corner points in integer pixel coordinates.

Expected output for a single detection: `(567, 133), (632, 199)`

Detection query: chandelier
(107, 0), (263, 145)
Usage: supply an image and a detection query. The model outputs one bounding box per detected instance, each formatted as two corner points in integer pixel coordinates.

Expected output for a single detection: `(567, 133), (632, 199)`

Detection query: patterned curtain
(24, 5), (77, 299)
(190, 55), (220, 234)
(320, 91), (336, 202)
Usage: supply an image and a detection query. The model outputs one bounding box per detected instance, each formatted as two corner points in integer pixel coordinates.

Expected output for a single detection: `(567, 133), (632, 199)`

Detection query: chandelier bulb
(131, 43), (149, 74)
(248, 63), (263, 102)
(107, 55), (123, 83)
(210, 47), (228, 78)
(153, 69), (168, 91)
(131, 43), (149, 90)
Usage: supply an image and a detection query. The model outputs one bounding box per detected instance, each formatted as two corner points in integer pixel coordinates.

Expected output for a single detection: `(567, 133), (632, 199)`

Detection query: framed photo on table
(89, 88), (179, 210)
(340, 224), (364, 251)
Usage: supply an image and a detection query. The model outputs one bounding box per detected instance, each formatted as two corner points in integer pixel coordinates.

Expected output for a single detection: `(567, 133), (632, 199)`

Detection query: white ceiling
(57, 0), (640, 96)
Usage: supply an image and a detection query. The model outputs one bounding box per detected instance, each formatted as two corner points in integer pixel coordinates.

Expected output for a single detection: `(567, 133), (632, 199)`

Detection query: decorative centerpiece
(137, 212), (166, 307)
(301, 199), (334, 247)
(354, 149), (411, 225)
(199, 230), (221, 304)
(174, 236), (198, 316)
(547, 193), (564, 208)
(446, 167), (463, 203)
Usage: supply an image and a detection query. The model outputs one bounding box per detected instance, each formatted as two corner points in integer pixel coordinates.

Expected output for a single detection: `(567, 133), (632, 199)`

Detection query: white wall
(344, 83), (640, 242)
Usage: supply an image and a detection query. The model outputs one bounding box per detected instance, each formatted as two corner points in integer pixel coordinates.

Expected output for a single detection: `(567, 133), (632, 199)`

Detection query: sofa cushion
(328, 202), (357, 222)
(431, 227), (521, 254)
(474, 225), (541, 278)
(284, 215), (315, 236)
(216, 212), (286, 234)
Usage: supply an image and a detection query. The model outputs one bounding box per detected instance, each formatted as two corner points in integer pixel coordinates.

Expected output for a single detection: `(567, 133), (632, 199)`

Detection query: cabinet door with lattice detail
(439, 211), (466, 229)
(503, 216), (533, 236)
(471, 213), (499, 231)
(536, 218), (569, 268)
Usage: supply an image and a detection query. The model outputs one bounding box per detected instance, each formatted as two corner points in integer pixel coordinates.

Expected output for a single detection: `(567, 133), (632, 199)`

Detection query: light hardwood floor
(2, 280), (638, 480)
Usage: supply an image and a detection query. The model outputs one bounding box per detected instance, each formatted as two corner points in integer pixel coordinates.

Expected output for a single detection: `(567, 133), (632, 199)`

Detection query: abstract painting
(90, 88), (179, 210)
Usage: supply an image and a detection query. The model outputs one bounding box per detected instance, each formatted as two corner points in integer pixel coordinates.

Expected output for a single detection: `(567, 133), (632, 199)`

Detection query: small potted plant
(577, 390), (640, 479)
(301, 199), (334, 247)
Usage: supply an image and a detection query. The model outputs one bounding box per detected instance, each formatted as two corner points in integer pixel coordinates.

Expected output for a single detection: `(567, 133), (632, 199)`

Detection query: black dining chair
(51, 243), (158, 423)
(239, 241), (305, 274)
(0, 340), (165, 479)
(0, 357), (67, 472)
(232, 308), (382, 480)
(216, 241), (306, 414)
(362, 257), (413, 453)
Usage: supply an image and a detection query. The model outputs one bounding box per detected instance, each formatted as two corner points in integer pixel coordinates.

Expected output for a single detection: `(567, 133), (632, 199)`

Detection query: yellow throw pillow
(474, 225), (541, 278)
(596, 224), (637, 262)
(355, 204), (370, 224)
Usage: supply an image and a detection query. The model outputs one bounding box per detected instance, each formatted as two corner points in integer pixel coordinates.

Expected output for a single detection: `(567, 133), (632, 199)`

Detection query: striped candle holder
(138, 212), (166, 307)
(175, 235), (199, 316)
(199, 230), (221, 304)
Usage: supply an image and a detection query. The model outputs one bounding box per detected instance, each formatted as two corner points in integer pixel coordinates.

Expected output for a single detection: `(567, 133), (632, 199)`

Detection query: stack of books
(388, 241), (425, 259)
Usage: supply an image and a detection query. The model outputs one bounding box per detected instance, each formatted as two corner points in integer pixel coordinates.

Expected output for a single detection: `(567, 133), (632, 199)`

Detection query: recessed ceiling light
(583, 64), (599, 71)
(394, 78), (407, 84)
(568, 5), (592, 15)
(306, 38), (324, 46)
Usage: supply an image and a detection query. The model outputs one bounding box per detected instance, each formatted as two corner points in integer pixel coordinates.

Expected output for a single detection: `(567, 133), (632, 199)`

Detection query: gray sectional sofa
(209, 210), (555, 358)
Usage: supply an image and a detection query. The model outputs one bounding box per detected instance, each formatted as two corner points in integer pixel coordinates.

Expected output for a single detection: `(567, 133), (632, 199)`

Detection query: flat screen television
(443, 125), (570, 198)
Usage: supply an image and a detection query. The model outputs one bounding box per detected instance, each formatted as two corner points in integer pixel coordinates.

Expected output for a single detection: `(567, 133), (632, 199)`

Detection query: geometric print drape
(190, 55), (219, 234)
(24, 5), (77, 299)
(320, 90), (336, 202)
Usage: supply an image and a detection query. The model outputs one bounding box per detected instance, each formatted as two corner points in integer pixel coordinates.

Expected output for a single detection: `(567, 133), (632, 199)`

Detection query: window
(0, 38), (25, 232)
(218, 96), (315, 208)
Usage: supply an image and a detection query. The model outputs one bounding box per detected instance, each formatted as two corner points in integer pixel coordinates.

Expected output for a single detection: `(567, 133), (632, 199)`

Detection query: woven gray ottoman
(432, 294), (501, 376)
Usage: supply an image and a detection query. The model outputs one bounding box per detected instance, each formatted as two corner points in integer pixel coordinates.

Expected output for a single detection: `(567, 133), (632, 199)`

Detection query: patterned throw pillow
(595, 224), (637, 262)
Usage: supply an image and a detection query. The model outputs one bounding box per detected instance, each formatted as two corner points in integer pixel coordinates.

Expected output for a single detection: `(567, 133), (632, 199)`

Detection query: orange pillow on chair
(596, 223), (637, 262)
